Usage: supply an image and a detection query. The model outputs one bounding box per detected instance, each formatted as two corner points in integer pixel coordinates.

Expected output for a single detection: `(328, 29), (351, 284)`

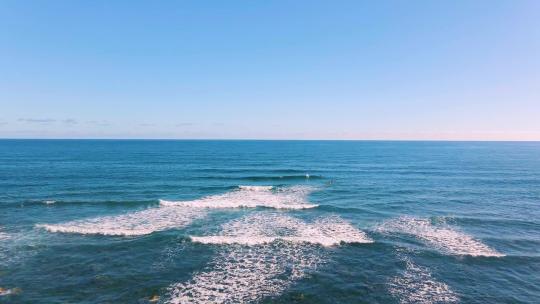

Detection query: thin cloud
(139, 123), (156, 127)
(85, 120), (111, 126)
(62, 119), (78, 124)
(18, 118), (56, 123)
(176, 122), (195, 127)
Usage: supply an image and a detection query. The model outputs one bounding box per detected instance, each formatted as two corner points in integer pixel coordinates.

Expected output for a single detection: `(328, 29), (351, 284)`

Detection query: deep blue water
(1, 140), (539, 303)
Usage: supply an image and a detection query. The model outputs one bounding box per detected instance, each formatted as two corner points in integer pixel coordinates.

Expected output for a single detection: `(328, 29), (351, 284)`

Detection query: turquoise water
(1, 140), (539, 303)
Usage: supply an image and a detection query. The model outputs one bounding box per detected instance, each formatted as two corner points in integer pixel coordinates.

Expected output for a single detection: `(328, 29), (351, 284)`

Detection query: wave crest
(37, 186), (319, 237)
(237, 185), (274, 191)
(191, 214), (372, 246)
(37, 206), (205, 236)
(160, 185), (318, 210)
(377, 216), (504, 257)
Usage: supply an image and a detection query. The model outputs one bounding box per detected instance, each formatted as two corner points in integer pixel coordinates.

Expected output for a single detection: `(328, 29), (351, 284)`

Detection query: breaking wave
(389, 255), (459, 304)
(377, 216), (504, 257)
(167, 213), (371, 303)
(37, 186), (318, 237)
(191, 213), (372, 247)
(160, 185), (318, 210)
(239, 174), (323, 181)
(237, 185), (274, 191)
(37, 206), (205, 236)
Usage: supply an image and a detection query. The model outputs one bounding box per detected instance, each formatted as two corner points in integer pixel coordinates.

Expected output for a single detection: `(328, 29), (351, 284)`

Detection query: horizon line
(1, 137), (539, 142)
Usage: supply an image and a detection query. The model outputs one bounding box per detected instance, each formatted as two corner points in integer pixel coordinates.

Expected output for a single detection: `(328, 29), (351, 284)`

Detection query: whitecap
(160, 185), (318, 210)
(389, 256), (459, 304)
(237, 185), (274, 191)
(37, 206), (205, 236)
(377, 216), (504, 257)
(43, 200), (56, 205)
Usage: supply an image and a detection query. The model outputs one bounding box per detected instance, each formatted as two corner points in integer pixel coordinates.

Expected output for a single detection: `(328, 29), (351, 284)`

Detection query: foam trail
(43, 200), (56, 205)
(168, 213), (371, 303)
(0, 229), (10, 266)
(37, 206), (205, 236)
(0, 230), (43, 267)
(377, 216), (504, 257)
(169, 242), (322, 304)
(160, 185), (318, 210)
(389, 256), (459, 304)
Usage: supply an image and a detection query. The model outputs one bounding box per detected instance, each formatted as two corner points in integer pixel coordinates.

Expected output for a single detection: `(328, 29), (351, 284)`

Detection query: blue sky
(1, 1), (539, 140)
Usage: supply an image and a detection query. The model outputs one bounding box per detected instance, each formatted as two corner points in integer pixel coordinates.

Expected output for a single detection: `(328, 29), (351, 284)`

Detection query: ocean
(0, 140), (539, 303)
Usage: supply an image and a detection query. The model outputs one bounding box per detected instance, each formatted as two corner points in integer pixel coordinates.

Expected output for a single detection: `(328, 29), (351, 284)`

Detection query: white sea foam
(0, 230), (42, 267)
(168, 213), (371, 303)
(37, 186), (316, 237)
(37, 206), (205, 236)
(43, 200), (56, 205)
(377, 216), (504, 257)
(0, 229), (10, 266)
(0, 231), (26, 293)
(389, 256), (459, 304)
(0, 231), (9, 241)
(238, 185), (274, 191)
(168, 242), (322, 304)
(191, 214), (372, 247)
(160, 185), (317, 210)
